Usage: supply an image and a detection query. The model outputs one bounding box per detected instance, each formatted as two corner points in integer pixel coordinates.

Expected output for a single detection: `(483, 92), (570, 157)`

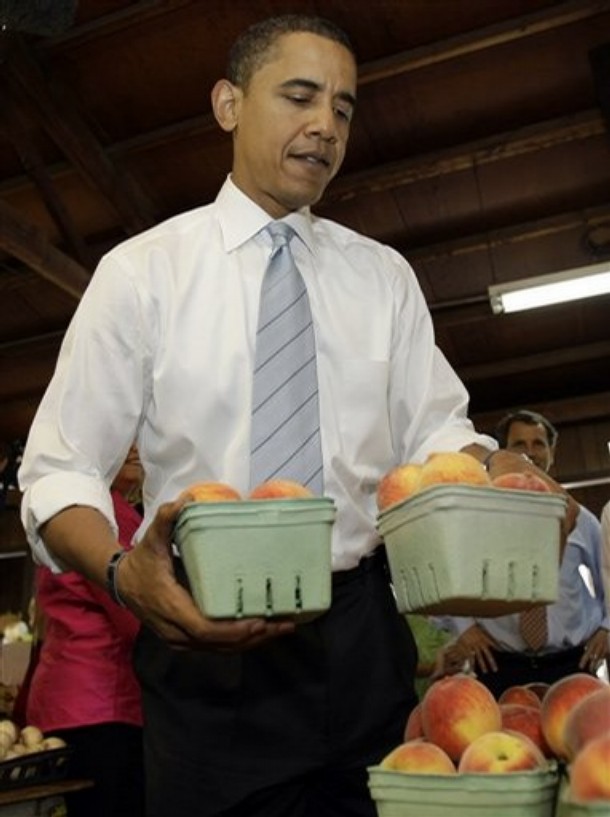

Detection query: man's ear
(211, 79), (241, 132)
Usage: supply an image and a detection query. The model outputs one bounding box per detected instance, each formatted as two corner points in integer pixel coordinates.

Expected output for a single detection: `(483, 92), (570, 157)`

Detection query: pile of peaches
(380, 672), (610, 806)
(181, 478), (316, 503)
(376, 450), (551, 511)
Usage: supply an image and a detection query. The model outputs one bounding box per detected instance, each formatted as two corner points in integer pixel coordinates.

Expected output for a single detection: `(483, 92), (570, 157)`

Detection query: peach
(498, 685), (542, 709)
(249, 479), (314, 499)
(181, 481), (242, 502)
(569, 733), (610, 802)
(540, 673), (605, 760)
(458, 729), (547, 773)
(524, 682), (551, 702)
(418, 451), (491, 491)
(492, 472), (551, 492)
(500, 703), (552, 757)
(376, 463), (422, 510)
(380, 739), (457, 774)
(564, 687), (610, 760)
(421, 673), (502, 761)
(403, 703), (424, 741)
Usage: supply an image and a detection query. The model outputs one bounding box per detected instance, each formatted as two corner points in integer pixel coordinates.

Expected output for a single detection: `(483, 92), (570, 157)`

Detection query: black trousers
(53, 722), (144, 817)
(133, 549), (418, 817)
(475, 645), (592, 699)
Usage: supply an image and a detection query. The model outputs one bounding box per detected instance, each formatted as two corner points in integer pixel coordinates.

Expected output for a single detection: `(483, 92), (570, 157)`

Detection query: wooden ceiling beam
(414, 203), (610, 269)
(459, 340), (610, 382)
(0, 199), (90, 299)
(41, 0), (610, 87)
(321, 110), (606, 206)
(472, 391), (610, 429)
(0, 90), (94, 268)
(2, 35), (158, 234)
(358, 0), (610, 84)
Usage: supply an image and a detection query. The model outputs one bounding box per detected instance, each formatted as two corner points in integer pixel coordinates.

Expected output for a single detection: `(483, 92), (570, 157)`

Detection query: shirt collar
(216, 176), (315, 257)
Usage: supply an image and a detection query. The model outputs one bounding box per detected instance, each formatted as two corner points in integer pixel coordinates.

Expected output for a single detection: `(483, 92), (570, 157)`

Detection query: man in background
(439, 409), (609, 697)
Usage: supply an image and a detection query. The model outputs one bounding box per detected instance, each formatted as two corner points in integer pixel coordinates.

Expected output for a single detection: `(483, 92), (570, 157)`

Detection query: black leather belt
(332, 545), (388, 586)
(493, 645), (584, 669)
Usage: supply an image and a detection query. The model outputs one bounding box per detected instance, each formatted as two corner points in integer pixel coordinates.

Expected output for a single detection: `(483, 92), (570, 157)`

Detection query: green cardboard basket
(174, 498), (336, 620)
(368, 765), (560, 817)
(377, 484), (566, 617)
(555, 774), (610, 817)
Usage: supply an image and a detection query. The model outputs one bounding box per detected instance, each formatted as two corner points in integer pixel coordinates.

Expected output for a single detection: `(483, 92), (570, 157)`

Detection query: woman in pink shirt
(26, 448), (144, 817)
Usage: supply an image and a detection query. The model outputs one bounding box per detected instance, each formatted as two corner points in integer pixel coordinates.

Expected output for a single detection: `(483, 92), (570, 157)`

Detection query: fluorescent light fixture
(489, 261), (610, 315)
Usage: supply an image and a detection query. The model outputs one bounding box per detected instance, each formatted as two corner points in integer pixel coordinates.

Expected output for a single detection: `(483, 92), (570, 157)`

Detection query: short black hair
(227, 14), (356, 90)
(494, 409), (559, 449)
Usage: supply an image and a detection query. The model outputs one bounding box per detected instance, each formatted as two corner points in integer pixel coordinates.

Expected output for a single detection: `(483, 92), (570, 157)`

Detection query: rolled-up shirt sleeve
(19, 258), (145, 571)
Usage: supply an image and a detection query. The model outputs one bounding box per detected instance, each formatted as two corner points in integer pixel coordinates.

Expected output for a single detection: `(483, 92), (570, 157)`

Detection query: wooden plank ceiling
(0, 0), (609, 471)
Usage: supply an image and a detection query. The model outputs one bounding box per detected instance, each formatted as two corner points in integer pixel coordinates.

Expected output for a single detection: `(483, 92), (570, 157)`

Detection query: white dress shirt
(439, 505), (610, 651)
(19, 177), (494, 571)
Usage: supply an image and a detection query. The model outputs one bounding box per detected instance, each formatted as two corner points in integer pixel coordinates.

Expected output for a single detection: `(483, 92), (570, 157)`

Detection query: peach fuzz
(569, 733), (610, 802)
(421, 673), (501, 762)
(498, 685), (542, 709)
(249, 479), (314, 499)
(418, 451), (490, 491)
(180, 481), (241, 502)
(458, 729), (546, 774)
(403, 703), (424, 741)
(564, 686), (610, 760)
(524, 682), (551, 702)
(376, 463), (422, 510)
(500, 703), (551, 757)
(540, 673), (605, 760)
(380, 740), (456, 774)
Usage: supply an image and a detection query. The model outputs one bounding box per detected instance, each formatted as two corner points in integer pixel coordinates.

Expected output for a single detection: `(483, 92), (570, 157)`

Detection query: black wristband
(105, 550), (128, 607)
(483, 450), (498, 471)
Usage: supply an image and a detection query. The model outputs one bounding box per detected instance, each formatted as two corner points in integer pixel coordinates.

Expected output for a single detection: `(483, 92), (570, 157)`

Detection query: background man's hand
(450, 623), (500, 675)
(579, 627), (610, 673)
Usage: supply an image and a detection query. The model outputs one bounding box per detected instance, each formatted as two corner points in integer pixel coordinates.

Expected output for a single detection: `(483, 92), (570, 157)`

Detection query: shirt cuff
(21, 472), (118, 572)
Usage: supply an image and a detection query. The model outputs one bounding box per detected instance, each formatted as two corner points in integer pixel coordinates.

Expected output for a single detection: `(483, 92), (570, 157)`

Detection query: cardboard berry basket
(368, 765), (560, 817)
(174, 498), (336, 620)
(377, 484), (567, 617)
(554, 774), (610, 817)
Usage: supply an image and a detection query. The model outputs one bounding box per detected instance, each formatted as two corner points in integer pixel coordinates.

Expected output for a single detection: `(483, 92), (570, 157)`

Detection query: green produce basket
(377, 484), (566, 617)
(555, 774), (610, 817)
(174, 498), (336, 620)
(368, 765), (560, 817)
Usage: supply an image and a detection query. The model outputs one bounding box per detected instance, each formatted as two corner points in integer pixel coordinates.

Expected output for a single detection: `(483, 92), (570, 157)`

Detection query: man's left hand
(579, 628), (610, 672)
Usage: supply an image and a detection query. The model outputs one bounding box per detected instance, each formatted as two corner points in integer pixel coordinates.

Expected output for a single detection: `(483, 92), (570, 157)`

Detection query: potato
(0, 732), (13, 753)
(42, 736), (67, 750)
(0, 719), (18, 746)
(19, 725), (44, 748)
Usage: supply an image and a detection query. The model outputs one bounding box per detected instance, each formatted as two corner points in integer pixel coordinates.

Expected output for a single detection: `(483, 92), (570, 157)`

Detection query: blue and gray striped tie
(250, 222), (323, 494)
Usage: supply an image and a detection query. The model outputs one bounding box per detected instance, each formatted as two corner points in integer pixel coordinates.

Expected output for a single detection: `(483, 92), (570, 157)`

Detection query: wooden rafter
(2, 35), (158, 234)
(0, 199), (90, 299)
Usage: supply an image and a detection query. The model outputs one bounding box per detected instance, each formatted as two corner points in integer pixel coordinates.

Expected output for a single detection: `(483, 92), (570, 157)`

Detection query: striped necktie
(519, 605), (548, 652)
(250, 222), (323, 494)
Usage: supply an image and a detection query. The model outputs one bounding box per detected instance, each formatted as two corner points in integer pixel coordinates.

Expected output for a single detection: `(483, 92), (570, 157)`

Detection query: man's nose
(308, 104), (338, 142)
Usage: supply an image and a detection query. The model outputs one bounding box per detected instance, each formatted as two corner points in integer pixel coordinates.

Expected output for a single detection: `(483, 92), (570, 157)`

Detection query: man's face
(229, 32), (357, 218)
(504, 420), (555, 473)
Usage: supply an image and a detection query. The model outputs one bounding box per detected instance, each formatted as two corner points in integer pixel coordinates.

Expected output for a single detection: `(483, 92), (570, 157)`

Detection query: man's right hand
(116, 496), (296, 651)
